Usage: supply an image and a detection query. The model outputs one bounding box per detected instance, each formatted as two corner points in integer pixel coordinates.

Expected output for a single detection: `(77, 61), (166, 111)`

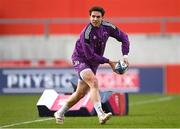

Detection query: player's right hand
(108, 60), (117, 72)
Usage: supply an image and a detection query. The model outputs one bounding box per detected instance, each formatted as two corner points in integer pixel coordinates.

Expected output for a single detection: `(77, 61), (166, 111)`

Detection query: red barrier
(166, 64), (180, 94)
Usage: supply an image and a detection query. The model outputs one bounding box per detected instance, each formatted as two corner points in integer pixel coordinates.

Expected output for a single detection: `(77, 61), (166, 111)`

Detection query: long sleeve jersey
(72, 21), (130, 66)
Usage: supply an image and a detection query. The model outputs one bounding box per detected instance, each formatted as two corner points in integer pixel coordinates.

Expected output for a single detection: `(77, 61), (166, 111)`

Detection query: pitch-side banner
(0, 67), (140, 94)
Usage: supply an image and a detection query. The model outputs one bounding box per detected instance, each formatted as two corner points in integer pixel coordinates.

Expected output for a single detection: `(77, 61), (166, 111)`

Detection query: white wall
(105, 34), (180, 64)
(0, 34), (180, 64)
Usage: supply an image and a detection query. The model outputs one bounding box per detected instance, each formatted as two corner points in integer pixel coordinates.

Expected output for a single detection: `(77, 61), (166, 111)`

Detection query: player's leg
(80, 68), (112, 124)
(66, 79), (89, 107)
(54, 79), (89, 124)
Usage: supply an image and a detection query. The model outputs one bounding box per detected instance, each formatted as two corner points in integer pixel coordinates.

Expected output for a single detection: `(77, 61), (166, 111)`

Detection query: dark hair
(89, 6), (105, 16)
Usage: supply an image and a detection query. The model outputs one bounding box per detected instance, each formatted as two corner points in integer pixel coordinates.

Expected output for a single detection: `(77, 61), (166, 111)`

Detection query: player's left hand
(123, 55), (129, 66)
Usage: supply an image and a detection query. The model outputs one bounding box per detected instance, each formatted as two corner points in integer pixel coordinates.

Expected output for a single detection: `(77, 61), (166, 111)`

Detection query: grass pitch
(0, 93), (180, 128)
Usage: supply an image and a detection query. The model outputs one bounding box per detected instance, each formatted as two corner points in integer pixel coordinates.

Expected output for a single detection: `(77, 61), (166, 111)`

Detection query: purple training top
(72, 21), (130, 72)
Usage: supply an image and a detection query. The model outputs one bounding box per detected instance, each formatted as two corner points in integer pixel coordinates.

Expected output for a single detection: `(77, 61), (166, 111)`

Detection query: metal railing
(0, 17), (180, 38)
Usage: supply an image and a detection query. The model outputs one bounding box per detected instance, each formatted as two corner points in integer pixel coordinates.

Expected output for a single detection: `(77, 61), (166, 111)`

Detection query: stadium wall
(1, 0), (179, 18)
(0, 0), (180, 35)
(0, 35), (180, 64)
(0, 35), (180, 94)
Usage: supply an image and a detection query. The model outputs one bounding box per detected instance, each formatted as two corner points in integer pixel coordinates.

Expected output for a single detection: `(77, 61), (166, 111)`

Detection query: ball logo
(121, 62), (126, 67)
(115, 61), (128, 74)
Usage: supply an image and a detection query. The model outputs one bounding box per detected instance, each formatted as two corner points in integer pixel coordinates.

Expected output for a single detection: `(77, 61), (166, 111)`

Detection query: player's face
(90, 11), (103, 27)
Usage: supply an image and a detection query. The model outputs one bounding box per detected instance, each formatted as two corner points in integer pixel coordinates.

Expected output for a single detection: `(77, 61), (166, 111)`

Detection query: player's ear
(89, 14), (92, 19)
(101, 14), (104, 19)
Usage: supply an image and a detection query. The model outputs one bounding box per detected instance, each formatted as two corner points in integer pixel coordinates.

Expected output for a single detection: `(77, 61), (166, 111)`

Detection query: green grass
(0, 94), (180, 128)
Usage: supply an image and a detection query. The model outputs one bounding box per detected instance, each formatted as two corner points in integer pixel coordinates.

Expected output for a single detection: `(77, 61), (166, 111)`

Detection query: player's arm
(108, 60), (117, 72)
(108, 23), (130, 66)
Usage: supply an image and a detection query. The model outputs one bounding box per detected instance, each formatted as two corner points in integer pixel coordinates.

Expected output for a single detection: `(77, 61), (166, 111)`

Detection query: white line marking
(129, 96), (173, 106)
(1, 118), (53, 128)
(0, 96), (175, 128)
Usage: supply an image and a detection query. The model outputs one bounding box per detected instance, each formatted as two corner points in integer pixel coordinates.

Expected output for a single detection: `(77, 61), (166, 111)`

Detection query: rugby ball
(114, 60), (128, 74)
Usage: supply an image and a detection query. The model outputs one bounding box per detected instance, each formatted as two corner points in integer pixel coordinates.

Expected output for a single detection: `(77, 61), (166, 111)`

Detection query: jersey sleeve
(117, 29), (130, 56)
(103, 21), (130, 56)
(80, 24), (109, 64)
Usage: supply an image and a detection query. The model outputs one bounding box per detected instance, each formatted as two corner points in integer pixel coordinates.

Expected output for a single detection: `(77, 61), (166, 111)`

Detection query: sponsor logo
(0, 68), (76, 93)
(97, 69), (140, 92)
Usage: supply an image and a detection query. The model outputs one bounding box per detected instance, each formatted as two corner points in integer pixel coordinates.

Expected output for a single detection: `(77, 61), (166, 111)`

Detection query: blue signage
(0, 68), (77, 94)
(0, 66), (164, 94)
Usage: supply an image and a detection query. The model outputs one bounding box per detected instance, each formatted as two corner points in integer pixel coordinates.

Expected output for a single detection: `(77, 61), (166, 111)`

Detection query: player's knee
(79, 93), (85, 99)
(81, 71), (98, 88)
(74, 90), (86, 100)
(93, 78), (98, 88)
(78, 91), (86, 99)
(87, 77), (98, 89)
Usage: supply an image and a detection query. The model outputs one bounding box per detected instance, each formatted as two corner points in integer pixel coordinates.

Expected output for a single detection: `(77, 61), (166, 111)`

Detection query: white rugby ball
(114, 60), (128, 74)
